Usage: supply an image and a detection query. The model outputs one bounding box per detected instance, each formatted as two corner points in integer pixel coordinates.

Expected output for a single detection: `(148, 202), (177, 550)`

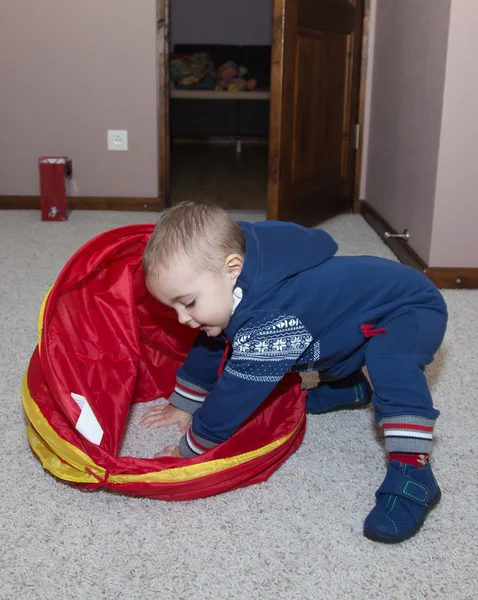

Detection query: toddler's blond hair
(143, 201), (246, 278)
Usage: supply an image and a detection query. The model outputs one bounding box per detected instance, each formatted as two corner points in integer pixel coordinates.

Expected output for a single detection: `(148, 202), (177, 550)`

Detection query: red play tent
(22, 224), (306, 500)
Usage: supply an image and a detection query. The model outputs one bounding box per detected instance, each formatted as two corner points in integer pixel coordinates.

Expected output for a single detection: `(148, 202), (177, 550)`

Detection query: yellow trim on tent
(23, 373), (303, 486)
(27, 424), (100, 484)
(109, 419), (302, 484)
(22, 374), (106, 483)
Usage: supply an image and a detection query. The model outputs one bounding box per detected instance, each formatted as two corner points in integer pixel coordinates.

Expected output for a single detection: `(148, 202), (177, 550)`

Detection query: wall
(364, 0), (452, 264)
(0, 0), (373, 206)
(429, 0), (478, 268)
(0, 0), (158, 199)
(170, 0), (273, 47)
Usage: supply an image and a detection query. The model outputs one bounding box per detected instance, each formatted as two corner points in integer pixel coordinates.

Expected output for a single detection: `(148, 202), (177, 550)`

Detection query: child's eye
(185, 300), (196, 309)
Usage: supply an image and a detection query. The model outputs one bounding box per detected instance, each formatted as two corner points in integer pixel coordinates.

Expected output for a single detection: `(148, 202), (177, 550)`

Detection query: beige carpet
(1, 210), (477, 600)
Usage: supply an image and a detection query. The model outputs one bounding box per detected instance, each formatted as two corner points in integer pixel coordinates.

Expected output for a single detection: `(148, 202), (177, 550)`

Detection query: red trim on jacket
(360, 323), (387, 338)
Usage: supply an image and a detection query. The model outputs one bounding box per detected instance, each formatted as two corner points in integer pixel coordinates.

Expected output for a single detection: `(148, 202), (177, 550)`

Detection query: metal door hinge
(353, 124), (360, 150)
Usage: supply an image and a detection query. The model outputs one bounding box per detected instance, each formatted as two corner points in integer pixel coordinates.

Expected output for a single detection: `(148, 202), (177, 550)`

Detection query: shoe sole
(363, 487), (442, 544)
(306, 398), (371, 415)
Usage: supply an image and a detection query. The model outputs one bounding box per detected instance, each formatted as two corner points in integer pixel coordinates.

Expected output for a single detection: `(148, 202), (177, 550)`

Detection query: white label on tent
(70, 392), (104, 445)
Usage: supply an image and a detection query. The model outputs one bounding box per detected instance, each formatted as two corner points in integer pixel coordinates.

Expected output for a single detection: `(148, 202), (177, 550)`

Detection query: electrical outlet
(107, 130), (128, 151)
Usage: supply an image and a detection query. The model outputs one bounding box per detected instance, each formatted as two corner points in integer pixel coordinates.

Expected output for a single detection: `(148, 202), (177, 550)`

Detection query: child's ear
(225, 254), (243, 281)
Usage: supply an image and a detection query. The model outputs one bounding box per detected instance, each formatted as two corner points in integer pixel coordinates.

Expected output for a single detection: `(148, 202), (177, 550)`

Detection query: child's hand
(141, 402), (192, 434)
(154, 445), (182, 458)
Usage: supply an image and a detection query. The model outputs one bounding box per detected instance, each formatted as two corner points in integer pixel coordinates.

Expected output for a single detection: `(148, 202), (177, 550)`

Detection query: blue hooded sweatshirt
(169, 220), (447, 458)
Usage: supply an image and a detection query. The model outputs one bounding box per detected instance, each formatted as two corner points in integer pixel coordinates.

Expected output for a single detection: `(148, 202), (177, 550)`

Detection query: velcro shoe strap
(377, 468), (429, 506)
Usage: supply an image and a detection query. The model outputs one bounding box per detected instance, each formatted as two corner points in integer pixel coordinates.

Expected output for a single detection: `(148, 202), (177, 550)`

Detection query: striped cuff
(380, 415), (436, 454)
(179, 426), (220, 458)
(168, 376), (209, 414)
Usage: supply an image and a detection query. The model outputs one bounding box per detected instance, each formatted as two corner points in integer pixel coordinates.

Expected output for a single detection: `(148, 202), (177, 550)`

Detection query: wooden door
(268, 0), (364, 225)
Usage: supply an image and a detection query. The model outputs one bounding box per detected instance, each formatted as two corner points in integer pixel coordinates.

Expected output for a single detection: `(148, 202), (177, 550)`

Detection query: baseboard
(421, 267), (478, 290)
(0, 195), (163, 212)
(360, 201), (478, 289)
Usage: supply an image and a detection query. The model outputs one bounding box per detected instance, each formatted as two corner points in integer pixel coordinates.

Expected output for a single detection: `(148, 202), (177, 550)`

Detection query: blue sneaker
(364, 460), (441, 543)
(306, 370), (372, 414)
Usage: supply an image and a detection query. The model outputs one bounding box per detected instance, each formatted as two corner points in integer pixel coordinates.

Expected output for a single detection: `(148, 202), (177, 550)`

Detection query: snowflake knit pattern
(224, 314), (313, 383)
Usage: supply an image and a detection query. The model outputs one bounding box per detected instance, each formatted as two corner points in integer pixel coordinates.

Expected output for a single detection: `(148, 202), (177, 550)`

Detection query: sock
(389, 452), (429, 468)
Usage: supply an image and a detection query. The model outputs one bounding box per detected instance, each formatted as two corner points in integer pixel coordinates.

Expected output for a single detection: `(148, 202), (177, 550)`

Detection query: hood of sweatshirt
(225, 220), (338, 332)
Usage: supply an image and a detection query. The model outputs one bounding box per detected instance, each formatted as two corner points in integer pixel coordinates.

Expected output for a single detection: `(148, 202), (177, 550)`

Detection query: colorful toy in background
(169, 54), (258, 92)
(169, 53), (217, 90)
(216, 61), (257, 92)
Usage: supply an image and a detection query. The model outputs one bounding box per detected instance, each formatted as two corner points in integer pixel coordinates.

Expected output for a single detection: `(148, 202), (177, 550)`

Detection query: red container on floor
(39, 157), (72, 221)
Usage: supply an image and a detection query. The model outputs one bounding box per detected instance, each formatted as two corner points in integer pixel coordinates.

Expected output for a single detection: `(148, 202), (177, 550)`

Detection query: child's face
(146, 253), (243, 338)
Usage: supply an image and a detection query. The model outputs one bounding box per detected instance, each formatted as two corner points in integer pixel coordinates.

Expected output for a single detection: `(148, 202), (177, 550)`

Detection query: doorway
(157, 0), (368, 224)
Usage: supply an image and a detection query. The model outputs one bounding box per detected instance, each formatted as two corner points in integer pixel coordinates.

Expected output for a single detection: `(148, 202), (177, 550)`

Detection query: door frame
(157, 0), (170, 211)
(353, 0), (372, 213)
(157, 0), (371, 216)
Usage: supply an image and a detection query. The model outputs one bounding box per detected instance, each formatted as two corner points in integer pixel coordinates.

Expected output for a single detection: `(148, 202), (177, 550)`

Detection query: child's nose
(177, 309), (191, 325)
